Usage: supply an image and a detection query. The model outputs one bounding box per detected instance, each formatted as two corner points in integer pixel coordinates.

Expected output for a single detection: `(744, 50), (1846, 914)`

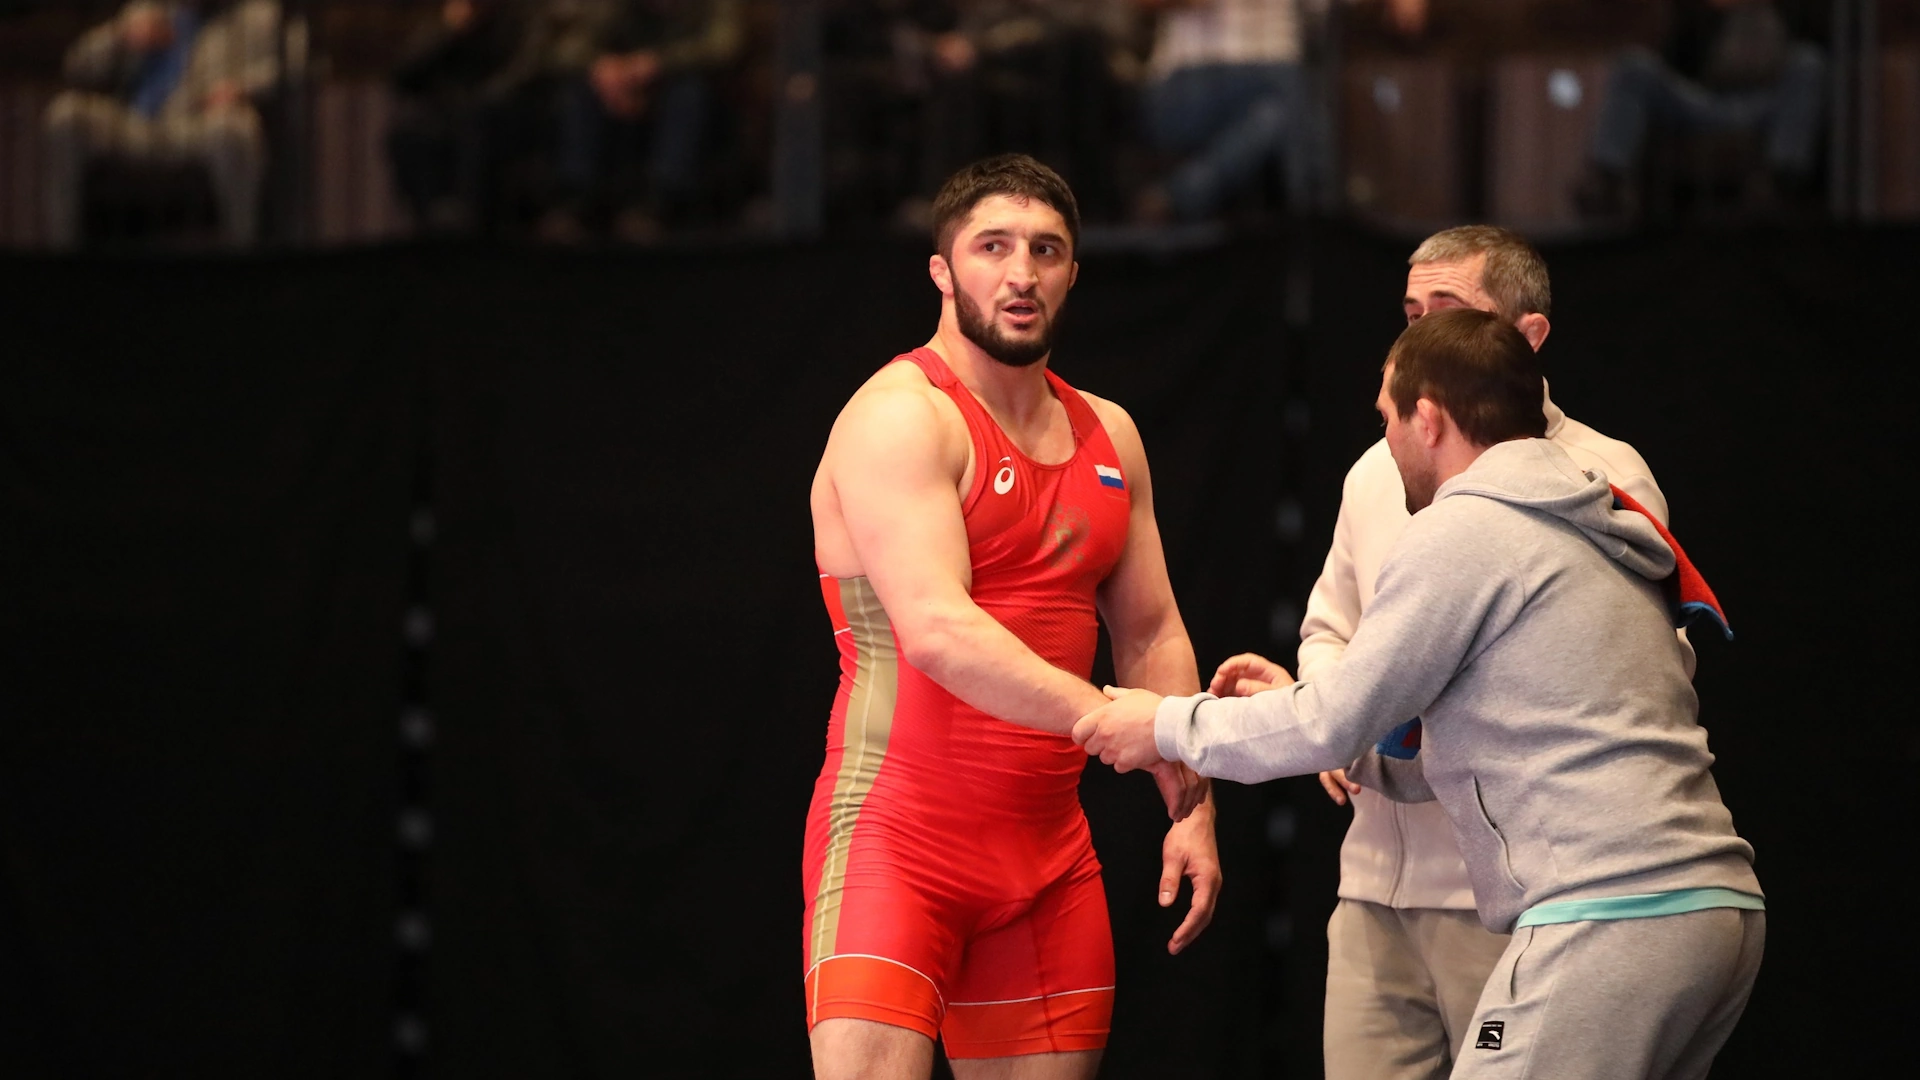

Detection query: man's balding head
(1404, 226), (1553, 352)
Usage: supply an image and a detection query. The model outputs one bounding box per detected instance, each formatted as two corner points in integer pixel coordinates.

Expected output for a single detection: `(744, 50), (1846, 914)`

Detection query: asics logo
(993, 457), (1015, 495)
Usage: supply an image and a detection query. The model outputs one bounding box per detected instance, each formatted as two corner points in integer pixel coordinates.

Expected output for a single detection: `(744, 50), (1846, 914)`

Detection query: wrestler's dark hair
(930, 154), (1080, 264)
(1386, 308), (1547, 447)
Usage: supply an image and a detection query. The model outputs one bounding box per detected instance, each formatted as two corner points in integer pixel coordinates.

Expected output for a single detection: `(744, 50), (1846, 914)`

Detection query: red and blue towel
(1611, 485), (1733, 641)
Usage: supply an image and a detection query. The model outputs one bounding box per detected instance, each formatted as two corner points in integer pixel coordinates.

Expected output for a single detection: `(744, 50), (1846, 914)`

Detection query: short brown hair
(931, 154), (1080, 262)
(1387, 308), (1546, 447)
(1410, 225), (1552, 319)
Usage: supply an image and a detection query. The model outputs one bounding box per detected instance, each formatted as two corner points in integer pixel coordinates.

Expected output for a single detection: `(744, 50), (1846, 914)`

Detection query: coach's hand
(1161, 795), (1221, 955)
(1208, 652), (1295, 698)
(1073, 685), (1165, 772)
(1318, 768), (1364, 806)
(1073, 686), (1204, 820)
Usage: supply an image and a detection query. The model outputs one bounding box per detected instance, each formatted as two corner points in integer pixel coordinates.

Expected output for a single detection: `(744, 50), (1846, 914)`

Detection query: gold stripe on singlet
(808, 576), (900, 967)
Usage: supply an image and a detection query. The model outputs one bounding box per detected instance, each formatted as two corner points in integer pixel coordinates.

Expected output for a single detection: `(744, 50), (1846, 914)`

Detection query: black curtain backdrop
(1, 225), (1913, 1079)
(0, 257), (414, 1077)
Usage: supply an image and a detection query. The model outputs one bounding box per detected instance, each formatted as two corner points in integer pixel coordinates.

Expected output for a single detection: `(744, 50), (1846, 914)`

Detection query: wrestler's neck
(926, 320), (1058, 431)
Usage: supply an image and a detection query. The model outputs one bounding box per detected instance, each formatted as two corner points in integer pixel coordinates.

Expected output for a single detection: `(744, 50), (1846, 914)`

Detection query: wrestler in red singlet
(802, 347), (1132, 1059)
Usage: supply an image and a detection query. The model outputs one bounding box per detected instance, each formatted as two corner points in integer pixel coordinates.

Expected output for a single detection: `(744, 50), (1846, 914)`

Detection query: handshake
(1070, 652), (1296, 821)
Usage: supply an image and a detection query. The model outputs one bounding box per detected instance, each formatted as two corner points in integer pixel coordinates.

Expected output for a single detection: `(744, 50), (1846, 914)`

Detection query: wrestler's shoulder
(1071, 386), (1138, 440)
(840, 361), (960, 427)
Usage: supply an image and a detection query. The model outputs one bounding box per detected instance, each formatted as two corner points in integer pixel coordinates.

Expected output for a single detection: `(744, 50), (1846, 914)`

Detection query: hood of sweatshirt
(1432, 438), (1676, 583)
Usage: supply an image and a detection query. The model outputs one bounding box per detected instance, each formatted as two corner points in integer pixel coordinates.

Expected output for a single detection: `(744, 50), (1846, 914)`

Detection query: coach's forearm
(1153, 684), (1381, 785)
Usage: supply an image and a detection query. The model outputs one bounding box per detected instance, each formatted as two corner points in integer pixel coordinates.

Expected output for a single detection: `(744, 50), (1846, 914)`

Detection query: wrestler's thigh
(943, 854), (1113, 1063)
(803, 811), (967, 1039)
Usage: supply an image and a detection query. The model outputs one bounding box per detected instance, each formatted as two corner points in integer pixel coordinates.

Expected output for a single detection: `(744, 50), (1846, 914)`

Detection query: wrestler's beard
(955, 286), (1058, 368)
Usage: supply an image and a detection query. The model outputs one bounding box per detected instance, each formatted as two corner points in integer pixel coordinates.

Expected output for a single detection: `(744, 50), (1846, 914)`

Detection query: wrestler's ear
(930, 254), (954, 297)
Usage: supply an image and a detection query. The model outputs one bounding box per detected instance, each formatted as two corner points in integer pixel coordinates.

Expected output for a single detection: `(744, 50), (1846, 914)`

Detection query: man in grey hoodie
(1074, 308), (1763, 1079)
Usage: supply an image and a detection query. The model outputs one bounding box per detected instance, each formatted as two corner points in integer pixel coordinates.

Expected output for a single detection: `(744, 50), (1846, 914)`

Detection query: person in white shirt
(1215, 225), (1686, 1080)
(1133, 0), (1307, 222)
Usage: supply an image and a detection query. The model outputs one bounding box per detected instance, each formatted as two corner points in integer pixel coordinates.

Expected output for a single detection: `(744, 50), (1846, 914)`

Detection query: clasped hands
(1071, 653), (1297, 819)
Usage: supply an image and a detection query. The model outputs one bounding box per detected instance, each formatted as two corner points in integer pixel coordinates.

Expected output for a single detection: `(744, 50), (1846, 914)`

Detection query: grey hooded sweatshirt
(1153, 438), (1760, 933)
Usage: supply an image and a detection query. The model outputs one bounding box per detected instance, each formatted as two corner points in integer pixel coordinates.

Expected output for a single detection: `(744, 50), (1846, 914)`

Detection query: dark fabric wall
(1, 226), (1913, 1078)
(0, 258), (413, 1077)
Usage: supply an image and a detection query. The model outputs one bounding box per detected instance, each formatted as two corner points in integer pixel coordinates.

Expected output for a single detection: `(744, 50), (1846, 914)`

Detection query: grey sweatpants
(1453, 908), (1765, 1080)
(42, 91), (265, 249)
(1325, 899), (1511, 1080)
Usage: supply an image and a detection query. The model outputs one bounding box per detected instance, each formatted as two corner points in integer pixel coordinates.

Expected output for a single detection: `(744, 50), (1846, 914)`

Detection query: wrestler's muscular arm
(815, 372), (1205, 820)
(1087, 393), (1222, 954)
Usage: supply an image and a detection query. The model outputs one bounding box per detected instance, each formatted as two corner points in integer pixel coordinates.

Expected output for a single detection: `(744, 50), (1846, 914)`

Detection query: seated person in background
(1131, 0), (1306, 225)
(1574, 0), (1827, 218)
(531, 0), (745, 243)
(387, 0), (533, 236)
(904, 1), (1133, 228)
(43, 0), (283, 250)
(818, 0), (953, 227)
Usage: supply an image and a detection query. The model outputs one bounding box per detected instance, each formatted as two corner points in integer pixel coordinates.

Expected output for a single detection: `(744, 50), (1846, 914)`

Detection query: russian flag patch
(1095, 464), (1125, 490)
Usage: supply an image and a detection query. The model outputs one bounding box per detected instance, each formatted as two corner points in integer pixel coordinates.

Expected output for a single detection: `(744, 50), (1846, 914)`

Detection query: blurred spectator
(387, 0), (533, 236)
(42, 0), (283, 250)
(903, 1), (1133, 227)
(1573, 0), (1826, 219)
(510, 0), (744, 242)
(820, 0), (946, 226)
(1132, 0), (1307, 225)
(819, 2), (1136, 231)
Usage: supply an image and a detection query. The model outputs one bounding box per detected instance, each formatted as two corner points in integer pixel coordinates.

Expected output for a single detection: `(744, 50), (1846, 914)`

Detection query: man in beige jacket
(43, 1), (283, 249)
(1215, 225), (1684, 1079)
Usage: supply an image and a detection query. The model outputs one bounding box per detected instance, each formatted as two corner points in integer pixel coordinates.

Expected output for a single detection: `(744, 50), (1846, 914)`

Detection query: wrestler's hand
(1318, 767), (1363, 806)
(1208, 652), (1295, 698)
(1161, 794), (1220, 954)
(1149, 759), (1206, 823)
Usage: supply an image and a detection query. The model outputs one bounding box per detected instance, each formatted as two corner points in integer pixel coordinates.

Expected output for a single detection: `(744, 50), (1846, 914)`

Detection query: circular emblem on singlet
(993, 457), (1015, 495)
